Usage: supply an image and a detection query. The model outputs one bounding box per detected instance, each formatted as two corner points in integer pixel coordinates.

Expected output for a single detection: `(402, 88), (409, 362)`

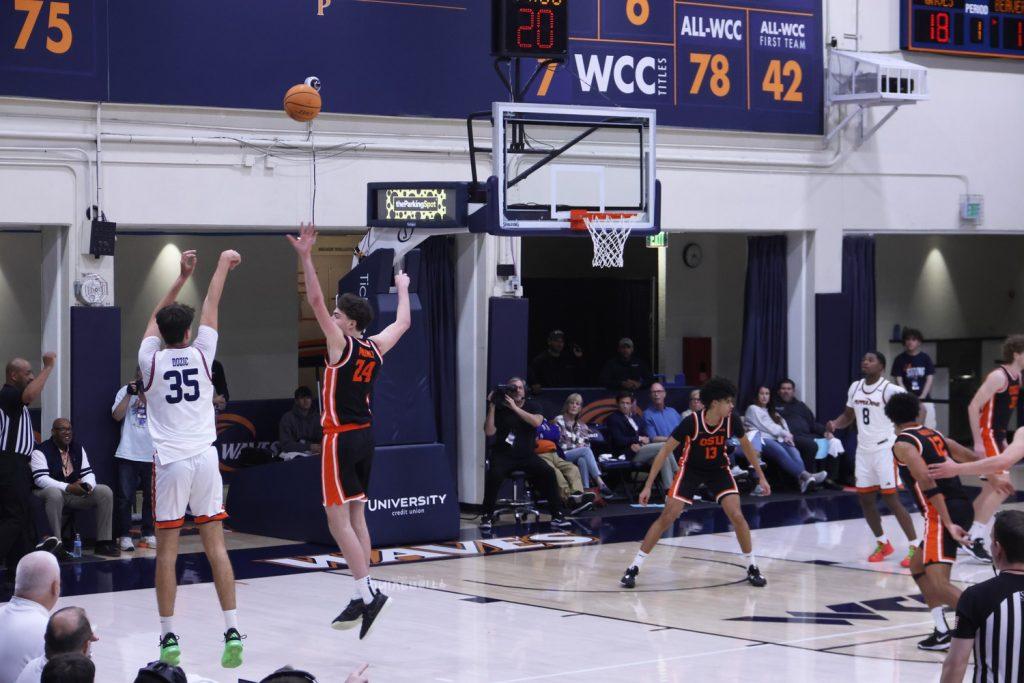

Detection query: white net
(583, 215), (637, 268)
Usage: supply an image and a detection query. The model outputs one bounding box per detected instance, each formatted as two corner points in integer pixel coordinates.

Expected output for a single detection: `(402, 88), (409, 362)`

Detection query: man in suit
(605, 392), (678, 491)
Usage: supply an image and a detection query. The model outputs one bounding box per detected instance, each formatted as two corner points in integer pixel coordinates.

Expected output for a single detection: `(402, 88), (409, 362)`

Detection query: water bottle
(72, 533), (82, 559)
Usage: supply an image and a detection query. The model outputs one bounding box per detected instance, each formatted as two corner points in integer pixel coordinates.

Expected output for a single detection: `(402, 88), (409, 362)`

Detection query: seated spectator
(552, 394), (613, 497)
(605, 392), (677, 491)
(528, 330), (585, 393)
(599, 338), (653, 392)
(111, 367), (155, 553)
(0, 551), (59, 683)
(680, 389), (703, 419)
(39, 654), (93, 683)
(16, 607), (97, 683)
(643, 382), (682, 444)
(278, 387), (323, 460)
(480, 377), (568, 530)
(534, 422), (595, 513)
(773, 378), (843, 487)
(30, 419), (118, 558)
(743, 386), (826, 493)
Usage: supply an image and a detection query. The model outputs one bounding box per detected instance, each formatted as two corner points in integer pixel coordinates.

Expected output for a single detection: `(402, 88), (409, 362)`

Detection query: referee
(0, 353), (56, 579)
(943, 509), (1024, 683)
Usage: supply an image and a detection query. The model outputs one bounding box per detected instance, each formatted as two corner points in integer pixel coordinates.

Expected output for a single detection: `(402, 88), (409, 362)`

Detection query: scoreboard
(527, 0), (824, 134)
(901, 0), (1024, 59)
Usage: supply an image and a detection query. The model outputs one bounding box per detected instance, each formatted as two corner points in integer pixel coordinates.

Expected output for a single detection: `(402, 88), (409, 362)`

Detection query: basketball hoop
(570, 210), (641, 268)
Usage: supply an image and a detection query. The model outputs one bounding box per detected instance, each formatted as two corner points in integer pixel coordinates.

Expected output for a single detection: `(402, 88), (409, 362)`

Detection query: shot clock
(492, 0), (569, 59)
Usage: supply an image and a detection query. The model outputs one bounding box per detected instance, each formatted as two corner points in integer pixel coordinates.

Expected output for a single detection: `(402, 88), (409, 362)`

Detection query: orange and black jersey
(670, 410), (744, 471)
(980, 366), (1020, 437)
(322, 335), (383, 429)
(895, 425), (968, 504)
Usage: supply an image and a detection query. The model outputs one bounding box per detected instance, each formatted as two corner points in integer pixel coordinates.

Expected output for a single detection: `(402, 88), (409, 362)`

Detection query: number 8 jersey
(846, 377), (905, 449)
(139, 326), (218, 465)
(322, 336), (383, 429)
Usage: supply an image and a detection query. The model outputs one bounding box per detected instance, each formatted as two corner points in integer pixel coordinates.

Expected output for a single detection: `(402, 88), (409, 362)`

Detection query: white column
(786, 231), (815, 407)
(40, 226), (70, 424)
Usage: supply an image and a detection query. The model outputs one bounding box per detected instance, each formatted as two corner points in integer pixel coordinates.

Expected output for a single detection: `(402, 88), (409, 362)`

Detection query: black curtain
(738, 236), (788, 406)
(417, 237), (459, 487)
(842, 235), (877, 380)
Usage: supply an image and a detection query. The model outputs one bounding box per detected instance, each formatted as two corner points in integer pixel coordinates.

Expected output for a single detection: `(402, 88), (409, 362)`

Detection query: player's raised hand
(286, 222), (317, 258)
(180, 250), (197, 278)
(219, 250), (242, 270)
(927, 460), (960, 480)
(395, 270), (410, 291)
(42, 352), (56, 369)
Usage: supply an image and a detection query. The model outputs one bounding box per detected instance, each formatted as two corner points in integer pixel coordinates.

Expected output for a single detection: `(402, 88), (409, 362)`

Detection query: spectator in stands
(30, 419), (118, 558)
(111, 367), (155, 553)
(534, 429), (594, 513)
(480, 377), (568, 530)
(643, 382), (682, 444)
(892, 328), (936, 428)
(16, 607), (97, 683)
(1, 354), (55, 581)
(528, 330), (585, 393)
(0, 551), (59, 683)
(599, 338), (653, 392)
(680, 389), (703, 419)
(744, 386), (827, 493)
(278, 387), (323, 460)
(773, 379), (842, 488)
(259, 663), (369, 682)
(132, 662), (187, 683)
(606, 392), (677, 491)
(211, 360), (229, 411)
(553, 394), (613, 497)
(39, 654), (93, 683)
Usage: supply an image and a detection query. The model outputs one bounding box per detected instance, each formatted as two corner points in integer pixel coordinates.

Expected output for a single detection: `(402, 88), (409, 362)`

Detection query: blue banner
(0, 0), (822, 135)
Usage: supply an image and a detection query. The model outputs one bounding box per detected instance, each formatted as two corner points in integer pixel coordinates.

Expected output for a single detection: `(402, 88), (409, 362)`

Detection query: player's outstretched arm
(369, 271), (411, 357)
(199, 250), (241, 332)
(931, 438), (1023, 479)
(143, 250), (196, 339)
(287, 224), (346, 358)
(638, 438), (678, 504)
(739, 435), (771, 497)
(968, 369), (1004, 453)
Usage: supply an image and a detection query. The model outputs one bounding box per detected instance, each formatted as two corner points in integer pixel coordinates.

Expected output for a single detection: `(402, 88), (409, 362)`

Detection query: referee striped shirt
(953, 572), (1024, 682)
(0, 384), (35, 456)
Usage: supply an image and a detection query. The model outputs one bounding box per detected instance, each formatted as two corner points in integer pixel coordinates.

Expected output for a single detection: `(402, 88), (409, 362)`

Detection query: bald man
(16, 606), (97, 683)
(1, 354), (56, 578)
(0, 551), (60, 683)
(30, 420), (117, 558)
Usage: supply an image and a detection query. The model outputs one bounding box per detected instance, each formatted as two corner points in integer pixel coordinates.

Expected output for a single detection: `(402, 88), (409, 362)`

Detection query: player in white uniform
(138, 249), (244, 669)
(828, 351), (919, 565)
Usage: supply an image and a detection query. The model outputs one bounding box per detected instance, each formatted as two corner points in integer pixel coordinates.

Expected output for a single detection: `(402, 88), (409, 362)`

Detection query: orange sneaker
(900, 546), (916, 568)
(868, 540), (894, 562)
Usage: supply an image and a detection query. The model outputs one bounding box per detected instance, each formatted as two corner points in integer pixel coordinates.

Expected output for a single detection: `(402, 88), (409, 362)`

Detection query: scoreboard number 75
(13, 0), (72, 54)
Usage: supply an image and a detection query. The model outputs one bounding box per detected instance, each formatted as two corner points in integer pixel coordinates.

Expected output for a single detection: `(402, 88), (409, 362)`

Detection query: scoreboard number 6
(13, 0), (72, 54)
(762, 59), (803, 102)
(627, 0), (650, 26)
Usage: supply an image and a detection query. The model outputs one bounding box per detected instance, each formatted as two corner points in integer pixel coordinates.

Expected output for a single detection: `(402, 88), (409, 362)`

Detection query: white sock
(632, 550), (649, 569)
(875, 534), (888, 545)
(223, 609), (238, 631)
(160, 616), (174, 637)
(742, 552), (756, 568)
(932, 606), (948, 633)
(356, 575), (375, 603)
(352, 583), (364, 601)
(969, 521), (988, 541)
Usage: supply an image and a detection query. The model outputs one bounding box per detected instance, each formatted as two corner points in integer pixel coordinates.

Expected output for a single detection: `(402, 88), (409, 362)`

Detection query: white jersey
(139, 326), (218, 465)
(846, 377), (905, 449)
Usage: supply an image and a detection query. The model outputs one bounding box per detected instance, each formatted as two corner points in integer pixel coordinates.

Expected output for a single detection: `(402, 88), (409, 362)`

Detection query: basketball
(283, 84), (321, 122)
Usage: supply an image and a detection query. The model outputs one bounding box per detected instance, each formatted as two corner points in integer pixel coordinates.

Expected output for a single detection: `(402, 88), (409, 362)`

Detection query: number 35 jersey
(139, 326), (218, 465)
(322, 336), (383, 429)
(670, 409), (745, 470)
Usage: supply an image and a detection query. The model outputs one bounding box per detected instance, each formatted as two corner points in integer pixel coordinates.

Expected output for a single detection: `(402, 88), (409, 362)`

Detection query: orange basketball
(283, 84), (321, 122)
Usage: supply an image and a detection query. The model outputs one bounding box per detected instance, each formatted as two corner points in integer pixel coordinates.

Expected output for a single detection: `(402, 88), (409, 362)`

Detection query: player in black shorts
(885, 392), (975, 651)
(289, 224), (412, 639)
(620, 377), (772, 589)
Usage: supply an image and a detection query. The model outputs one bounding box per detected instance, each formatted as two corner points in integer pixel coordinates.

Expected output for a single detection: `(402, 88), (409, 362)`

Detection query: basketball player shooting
(827, 351), (918, 566)
(621, 377), (771, 589)
(138, 249), (244, 669)
(287, 223), (410, 639)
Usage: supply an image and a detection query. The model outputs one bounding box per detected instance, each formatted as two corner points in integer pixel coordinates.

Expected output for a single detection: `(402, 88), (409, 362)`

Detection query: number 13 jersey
(322, 336), (383, 429)
(139, 326), (218, 465)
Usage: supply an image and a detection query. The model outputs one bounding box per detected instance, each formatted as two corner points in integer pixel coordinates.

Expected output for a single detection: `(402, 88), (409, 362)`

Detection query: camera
(489, 384), (516, 407)
(126, 380), (142, 396)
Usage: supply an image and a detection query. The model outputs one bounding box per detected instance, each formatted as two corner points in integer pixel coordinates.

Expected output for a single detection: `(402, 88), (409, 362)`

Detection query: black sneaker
(550, 514), (572, 528)
(964, 538), (993, 563)
(569, 500), (594, 516)
(52, 544), (75, 563)
(747, 565), (767, 587)
(917, 629), (951, 651)
(359, 590), (391, 640)
(478, 514), (494, 531)
(620, 565), (639, 589)
(93, 541), (121, 558)
(568, 491), (596, 507)
(331, 598), (364, 631)
(35, 536), (59, 553)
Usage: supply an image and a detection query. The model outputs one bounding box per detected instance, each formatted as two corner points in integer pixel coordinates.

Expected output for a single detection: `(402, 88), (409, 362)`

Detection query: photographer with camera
(480, 377), (570, 530)
(110, 367), (155, 552)
(31, 419), (118, 558)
